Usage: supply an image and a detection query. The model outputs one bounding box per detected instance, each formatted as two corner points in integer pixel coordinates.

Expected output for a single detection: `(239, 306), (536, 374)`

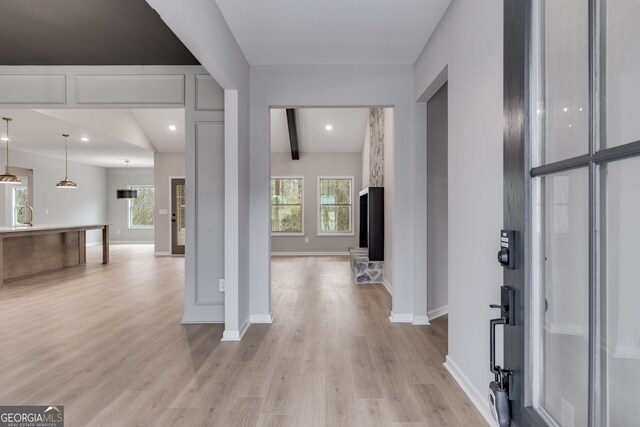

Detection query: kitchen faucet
(18, 205), (34, 227)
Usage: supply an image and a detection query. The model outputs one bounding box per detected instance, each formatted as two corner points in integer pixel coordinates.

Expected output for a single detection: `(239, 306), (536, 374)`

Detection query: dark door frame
(171, 177), (186, 255)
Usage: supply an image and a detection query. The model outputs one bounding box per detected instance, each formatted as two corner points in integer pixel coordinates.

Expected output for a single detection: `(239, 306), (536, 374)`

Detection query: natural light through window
(129, 185), (154, 228)
(318, 177), (353, 235)
(12, 186), (28, 226)
(271, 177), (303, 234)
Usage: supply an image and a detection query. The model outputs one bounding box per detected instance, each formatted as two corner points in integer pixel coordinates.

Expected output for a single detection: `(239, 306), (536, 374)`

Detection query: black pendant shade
(116, 160), (137, 199)
(117, 189), (138, 199)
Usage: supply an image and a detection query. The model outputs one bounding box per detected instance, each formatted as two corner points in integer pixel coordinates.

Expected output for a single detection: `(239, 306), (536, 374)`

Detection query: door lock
(498, 230), (516, 269)
(488, 286), (515, 427)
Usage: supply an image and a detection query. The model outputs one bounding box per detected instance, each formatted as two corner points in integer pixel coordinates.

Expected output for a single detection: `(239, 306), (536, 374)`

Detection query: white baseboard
(181, 314), (224, 324)
(382, 278), (392, 296)
(412, 315), (431, 326)
(250, 314), (274, 323)
(389, 311), (414, 323)
(221, 317), (251, 341)
(86, 241), (102, 247)
(444, 356), (497, 427)
(154, 252), (184, 257)
(271, 251), (349, 256)
(427, 305), (449, 320)
(110, 241), (154, 244)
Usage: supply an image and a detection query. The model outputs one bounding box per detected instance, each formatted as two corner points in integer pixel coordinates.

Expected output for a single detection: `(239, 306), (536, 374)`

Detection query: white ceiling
(215, 0), (451, 65)
(0, 108), (185, 168)
(271, 108), (369, 153)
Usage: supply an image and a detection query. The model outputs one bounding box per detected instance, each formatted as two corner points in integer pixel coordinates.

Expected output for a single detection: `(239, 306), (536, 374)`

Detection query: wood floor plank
(0, 248), (486, 426)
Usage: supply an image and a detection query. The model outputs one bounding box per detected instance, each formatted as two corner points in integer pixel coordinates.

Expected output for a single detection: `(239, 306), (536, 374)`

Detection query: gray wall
(271, 152), (361, 254)
(427, 83), (448, 316)
(153, 152), (185, 254)
(106, 167), (154, 242)
(0, 149), (107, 244)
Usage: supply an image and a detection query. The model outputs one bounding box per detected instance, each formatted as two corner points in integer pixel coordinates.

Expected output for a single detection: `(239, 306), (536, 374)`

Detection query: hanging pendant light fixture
(56, 134), (77, 188)
(116, 160), (137, 199)
(0, 117), (21, 184)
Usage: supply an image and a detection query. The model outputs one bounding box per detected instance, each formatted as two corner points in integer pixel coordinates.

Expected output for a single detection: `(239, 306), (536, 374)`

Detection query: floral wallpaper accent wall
(368, 107), (385, 187)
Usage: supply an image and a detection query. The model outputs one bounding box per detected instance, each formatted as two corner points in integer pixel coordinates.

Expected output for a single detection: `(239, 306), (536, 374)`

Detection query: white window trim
(271, 176), (305, 236)
(317, 176), (355, 236)
(128, 184), (155, 229)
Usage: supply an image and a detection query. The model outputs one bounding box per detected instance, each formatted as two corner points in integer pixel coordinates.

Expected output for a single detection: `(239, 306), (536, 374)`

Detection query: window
(129, 185), (154, 228)
(271, 177), (303, 234)
(13, 186), (28, 226)
(318, 177), (353, 235)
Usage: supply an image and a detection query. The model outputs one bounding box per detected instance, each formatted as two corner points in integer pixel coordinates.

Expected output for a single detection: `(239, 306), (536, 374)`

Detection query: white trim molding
(444, 356), (497, 427)
(389, 311), (414, 323)
(250, 314), (274, 324)
(182, 313), (224, 324)
(427, 305), (449, 320)
(412, 315), (430, 326)
(382, 278), (392, 295)
(111, 241), (154, 245)
(271, 251), (349, 257)
(221, 317), (251, 341)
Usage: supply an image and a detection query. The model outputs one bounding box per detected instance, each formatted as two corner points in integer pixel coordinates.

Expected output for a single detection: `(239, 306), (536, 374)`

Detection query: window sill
(271, 232), (304, 237)
(128, 226), (154, 230)
(317, 232), (355, 237)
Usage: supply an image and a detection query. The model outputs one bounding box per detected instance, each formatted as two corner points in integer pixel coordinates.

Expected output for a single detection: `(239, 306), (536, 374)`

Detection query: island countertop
(0, 224), (108, 235)
(0, 224), (110, 284)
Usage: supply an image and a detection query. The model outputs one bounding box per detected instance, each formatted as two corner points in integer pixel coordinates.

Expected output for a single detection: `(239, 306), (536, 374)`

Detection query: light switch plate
(159, 209), (168, 215)
(219, 278), (225, 292)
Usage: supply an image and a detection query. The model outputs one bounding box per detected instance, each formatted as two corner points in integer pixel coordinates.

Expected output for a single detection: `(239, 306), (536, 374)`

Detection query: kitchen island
(0, 224), (109, 284)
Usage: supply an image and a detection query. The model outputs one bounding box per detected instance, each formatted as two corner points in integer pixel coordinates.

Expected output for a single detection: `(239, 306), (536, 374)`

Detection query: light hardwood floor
(0, 246), (486, 426)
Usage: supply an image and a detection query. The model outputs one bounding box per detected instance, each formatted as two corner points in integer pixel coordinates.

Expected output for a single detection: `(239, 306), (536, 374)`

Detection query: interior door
(171, 178), (186, 255)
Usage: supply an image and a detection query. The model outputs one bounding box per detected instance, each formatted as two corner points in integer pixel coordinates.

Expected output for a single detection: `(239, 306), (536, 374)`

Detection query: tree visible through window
(271, 177), (303, 233)
(13, 187), (28, 226)
(319, 178), (352, 234)
(129, 185), (154, 228)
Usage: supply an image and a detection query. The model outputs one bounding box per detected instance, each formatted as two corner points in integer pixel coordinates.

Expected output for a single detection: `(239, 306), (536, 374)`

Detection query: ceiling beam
(286, 108), (300, 160)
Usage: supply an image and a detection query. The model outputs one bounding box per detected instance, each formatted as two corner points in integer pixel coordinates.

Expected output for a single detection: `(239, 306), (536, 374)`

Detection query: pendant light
(0, 117), (21, 184)
(116, 160), (137, 199)
(56, 134), (77, 188)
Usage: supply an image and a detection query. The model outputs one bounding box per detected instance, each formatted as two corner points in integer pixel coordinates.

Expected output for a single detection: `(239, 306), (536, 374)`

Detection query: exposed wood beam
(286, 108), (300, 160)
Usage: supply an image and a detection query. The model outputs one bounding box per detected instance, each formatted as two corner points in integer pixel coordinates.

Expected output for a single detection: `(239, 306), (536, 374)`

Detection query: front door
(503, 1), (640, 426)
(171, 178), (186, 255)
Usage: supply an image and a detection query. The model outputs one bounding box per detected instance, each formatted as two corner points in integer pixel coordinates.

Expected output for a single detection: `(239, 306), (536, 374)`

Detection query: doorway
(426, 82), (448, 322)
(171, 178), (186, 255)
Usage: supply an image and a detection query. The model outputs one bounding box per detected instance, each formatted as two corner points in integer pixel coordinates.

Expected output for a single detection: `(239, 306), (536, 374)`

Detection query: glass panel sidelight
(532, 0), (590, 166)
(532, 168), (590, 426)
(597, 158), (640, 426)
(176, 183), (186, 246)
(603, 1), (640, 148)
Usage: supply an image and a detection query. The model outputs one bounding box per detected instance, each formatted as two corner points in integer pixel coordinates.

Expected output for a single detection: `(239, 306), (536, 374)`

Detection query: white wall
(250, 65), (416, 323)
(271, 152), (361, 254)
(153, 152), (185, 254)
(146, 0), (251, 339)
(426, 83), (448, 316)
(0, 149), (107, 244)
(414, 0), (504, 422)
(106, 167), (154, 243)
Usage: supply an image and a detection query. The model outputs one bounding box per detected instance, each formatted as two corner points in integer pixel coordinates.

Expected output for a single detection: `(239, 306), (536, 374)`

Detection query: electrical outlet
(45, 208), (49, 215)
(117, 230), (121, 235)
(305, 237), (309, 243)
(219, 278), (225, 292)
(560, 398), (575, 427)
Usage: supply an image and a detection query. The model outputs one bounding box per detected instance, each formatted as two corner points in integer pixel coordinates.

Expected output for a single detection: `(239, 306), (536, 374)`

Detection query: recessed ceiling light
(0, 137), (8, 142)
(81, 137), (90, 142)
(169, 125), (177, 131)
(325, 124), (333, 131)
